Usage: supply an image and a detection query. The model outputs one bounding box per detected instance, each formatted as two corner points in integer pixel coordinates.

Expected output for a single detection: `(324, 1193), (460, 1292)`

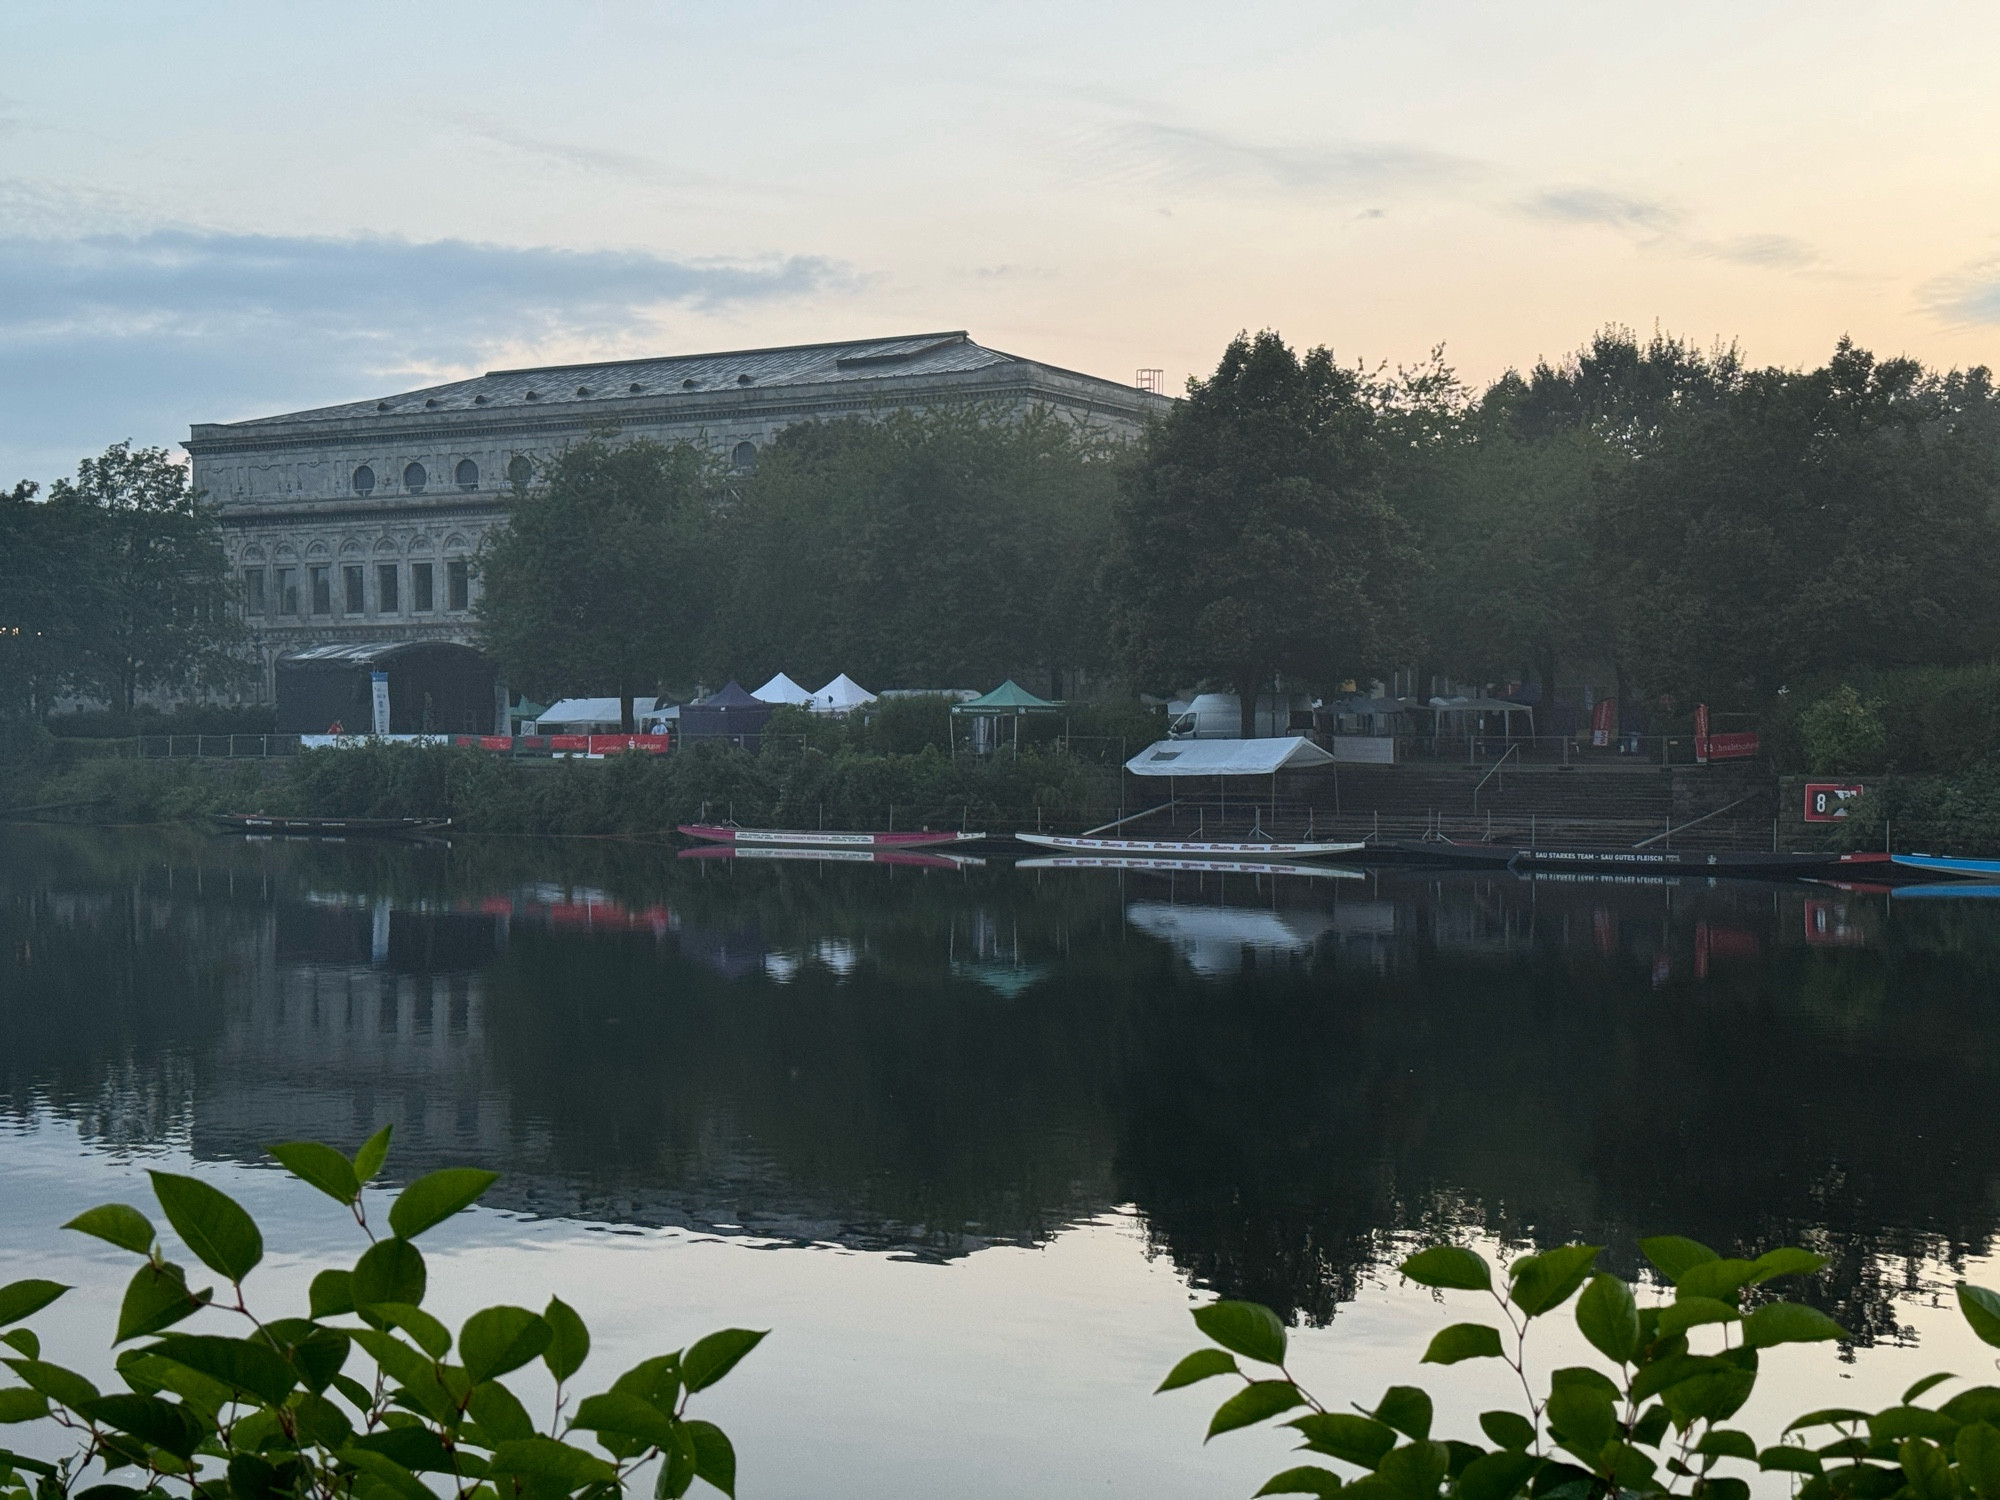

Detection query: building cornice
(187, 362), (1170, 458)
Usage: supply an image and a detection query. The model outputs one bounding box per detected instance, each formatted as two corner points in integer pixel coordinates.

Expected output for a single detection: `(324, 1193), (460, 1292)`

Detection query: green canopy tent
(950, 679), (1064, 756)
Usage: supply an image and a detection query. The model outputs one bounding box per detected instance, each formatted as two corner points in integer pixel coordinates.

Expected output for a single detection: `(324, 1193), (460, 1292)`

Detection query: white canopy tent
(811, 673), (877, 715)
(533, 698), (664, 733)
(1124, 736), (1335, 777)
(753, 672), (812, 705)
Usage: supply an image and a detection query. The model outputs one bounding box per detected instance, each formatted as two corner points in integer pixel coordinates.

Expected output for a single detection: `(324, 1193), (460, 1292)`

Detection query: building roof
(210, 332), (1111, 432)
(277, 641), (487, 668)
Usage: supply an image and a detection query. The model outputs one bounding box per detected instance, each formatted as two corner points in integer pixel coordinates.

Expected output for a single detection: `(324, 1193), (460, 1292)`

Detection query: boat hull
(1013, 832), (1364, 859)
(678, 844), (982, 870)
(213, 813), (448, 837)
(1018, 855), (1364, 878)
(1391, 841), (1893, 879)
(1892, 854), (2000, 879)
(677, 824), (980, 849)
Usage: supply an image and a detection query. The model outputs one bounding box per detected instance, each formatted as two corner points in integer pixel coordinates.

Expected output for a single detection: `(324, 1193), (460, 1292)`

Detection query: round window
(352, 465), (375, 495)
(455, 458), (479, 491)
(404, 462), (427, 494)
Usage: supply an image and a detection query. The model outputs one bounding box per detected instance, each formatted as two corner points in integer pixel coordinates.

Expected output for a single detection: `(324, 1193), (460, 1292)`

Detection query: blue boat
(1892, 882), (2000, 899)
(1891, 854), (2000, 879)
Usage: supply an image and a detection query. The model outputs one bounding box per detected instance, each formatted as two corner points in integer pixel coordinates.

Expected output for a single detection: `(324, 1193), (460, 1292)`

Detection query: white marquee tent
(1123, 736), (1336, 777)
(533, 698), (665, 733)
(753, 672), (812, 705)
(811, 674), (877, 715)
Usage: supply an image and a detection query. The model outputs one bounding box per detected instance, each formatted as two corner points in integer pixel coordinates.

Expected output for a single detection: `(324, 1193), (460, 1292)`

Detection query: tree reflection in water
(4, 827), (1998, 1345)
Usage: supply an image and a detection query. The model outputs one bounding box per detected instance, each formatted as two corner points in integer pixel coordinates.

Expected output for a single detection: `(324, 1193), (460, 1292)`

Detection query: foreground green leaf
(544, 1295), (590, 1383)
(686, 1419), (737, 1498)
(1400, 1245), (1491, 1292)
(115, 1262), (209, 1344)
(0, 1282), (67, 1330)
(1741, 1302), (1845, 1349)
(1509, 1245), (1602, 1317)
(683, 1328), (766, 1393)
(1207, 1380), (1304, 1440)
(1255, 1465), (1345, 1497)
(266, 1143), (360, 1206)
(460, 1306), (550, 1385)
(387, 1168), (498, 1240)
(63, 1206), (155, 1257)
(1421, 1323), (1502, 1365)
(1576, 1273), (1640, 1364)
(1159, 1349), (1240, 1391)
(1639, 1235), (1718, 1285)
(148, 1173), (262, 1284)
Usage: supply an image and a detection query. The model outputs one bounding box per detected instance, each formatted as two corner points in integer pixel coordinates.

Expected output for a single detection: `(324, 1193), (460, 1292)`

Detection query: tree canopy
(0, 444), (240, 715)
(475, 437), (717, 731)
(1107, 331), (1415, 736)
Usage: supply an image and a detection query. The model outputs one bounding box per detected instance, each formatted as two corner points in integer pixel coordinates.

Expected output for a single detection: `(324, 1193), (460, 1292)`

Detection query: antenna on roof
(1135, 368), (1165, 394)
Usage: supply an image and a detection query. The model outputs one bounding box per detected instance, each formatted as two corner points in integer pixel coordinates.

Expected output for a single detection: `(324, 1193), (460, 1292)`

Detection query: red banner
(1695, 704), (1759, 761)
(1590, 697), (1615, 748)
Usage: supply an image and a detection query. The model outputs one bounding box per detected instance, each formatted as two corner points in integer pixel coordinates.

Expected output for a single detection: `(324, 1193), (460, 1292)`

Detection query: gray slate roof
(230, 331), (1026, 428)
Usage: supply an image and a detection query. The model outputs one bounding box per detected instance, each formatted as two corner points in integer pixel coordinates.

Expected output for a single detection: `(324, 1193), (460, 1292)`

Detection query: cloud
(1690, 233), (1816, 269)
(1521, 187), (1678, 233)
(1083, 120), (1482, 200)
(1918, 257), (2000, 325)
(450, 115), (675, 184)
(0, 228), (853, 482)
(1520, 187), (1817, 272)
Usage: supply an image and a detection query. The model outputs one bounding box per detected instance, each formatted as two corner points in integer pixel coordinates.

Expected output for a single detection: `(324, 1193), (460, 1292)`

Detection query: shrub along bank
(13, 737), (1119, 836)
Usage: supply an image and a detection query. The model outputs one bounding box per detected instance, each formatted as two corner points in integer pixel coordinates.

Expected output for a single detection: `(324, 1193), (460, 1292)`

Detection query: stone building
(186, 331), (1171, 701)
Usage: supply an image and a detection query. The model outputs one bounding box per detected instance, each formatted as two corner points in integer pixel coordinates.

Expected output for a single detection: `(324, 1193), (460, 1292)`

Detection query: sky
(4, 0), (1999, 483)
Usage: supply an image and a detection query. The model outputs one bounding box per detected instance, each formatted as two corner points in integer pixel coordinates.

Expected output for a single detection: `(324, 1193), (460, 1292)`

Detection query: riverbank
(8, 738), (1119, 835)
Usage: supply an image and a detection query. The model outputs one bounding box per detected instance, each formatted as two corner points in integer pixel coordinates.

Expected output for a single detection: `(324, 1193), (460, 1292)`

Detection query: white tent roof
(1429, 695), (1535, 715)
(1124, 736), (1336, 777)
(811, 673), (877, 712)
(753, 672), (812, 705)
(535, 697), (659, 728)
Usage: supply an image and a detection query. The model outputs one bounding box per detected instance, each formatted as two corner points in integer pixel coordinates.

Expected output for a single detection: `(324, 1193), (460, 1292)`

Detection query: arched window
(455, 458), (479, 491)
(731, 441), (757, 471)
(404, 462), (427, 494)
(352, 465), (375, 495)
(507, 455), (533, 489)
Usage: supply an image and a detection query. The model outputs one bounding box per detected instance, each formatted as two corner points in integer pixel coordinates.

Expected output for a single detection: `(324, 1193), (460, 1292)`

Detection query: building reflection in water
(7, 827), (2000, 1344)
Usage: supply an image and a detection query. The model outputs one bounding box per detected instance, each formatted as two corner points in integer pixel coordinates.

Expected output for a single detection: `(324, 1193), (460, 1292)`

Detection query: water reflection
(5, 827), (2000, 1343)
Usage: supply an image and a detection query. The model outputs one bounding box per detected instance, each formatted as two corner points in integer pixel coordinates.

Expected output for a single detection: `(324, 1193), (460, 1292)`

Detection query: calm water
(6, 827), (2000, 1496)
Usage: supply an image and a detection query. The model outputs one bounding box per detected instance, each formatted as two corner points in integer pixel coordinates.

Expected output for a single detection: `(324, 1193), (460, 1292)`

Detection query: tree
(0, 480), (79, 717)
(1107, 331), (1414, 737)
(703, 409), (1121, 694)
(45, 443), (242, 713)
(476, 437), (717, 731)
(1592, 339), (2000, 708)
(1401, 424), (1606, 735)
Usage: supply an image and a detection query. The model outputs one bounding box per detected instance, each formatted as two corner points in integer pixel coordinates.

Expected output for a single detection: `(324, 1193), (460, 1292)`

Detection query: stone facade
(186, 331), (1171, 699)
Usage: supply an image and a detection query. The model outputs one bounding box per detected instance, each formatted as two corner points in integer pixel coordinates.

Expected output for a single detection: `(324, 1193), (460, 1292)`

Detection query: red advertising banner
(1804, 783), (1864, 822)
(1590, 697), (1615, 748)
(1694, 704), (1759, 761)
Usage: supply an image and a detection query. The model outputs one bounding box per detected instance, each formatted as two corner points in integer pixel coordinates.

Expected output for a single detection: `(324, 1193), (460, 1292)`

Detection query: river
(4, 827), (1998, 1496)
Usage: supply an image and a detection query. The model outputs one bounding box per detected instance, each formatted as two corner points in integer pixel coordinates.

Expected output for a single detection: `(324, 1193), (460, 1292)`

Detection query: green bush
(1829, 766), (2000, 855)
(1799, 685), (1887, 774)
(0, 1133), (754, 1500)
(1168, 1235), (2000, 1500)
(860, 695), (954, 756)
(29, 756), (267, 824)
